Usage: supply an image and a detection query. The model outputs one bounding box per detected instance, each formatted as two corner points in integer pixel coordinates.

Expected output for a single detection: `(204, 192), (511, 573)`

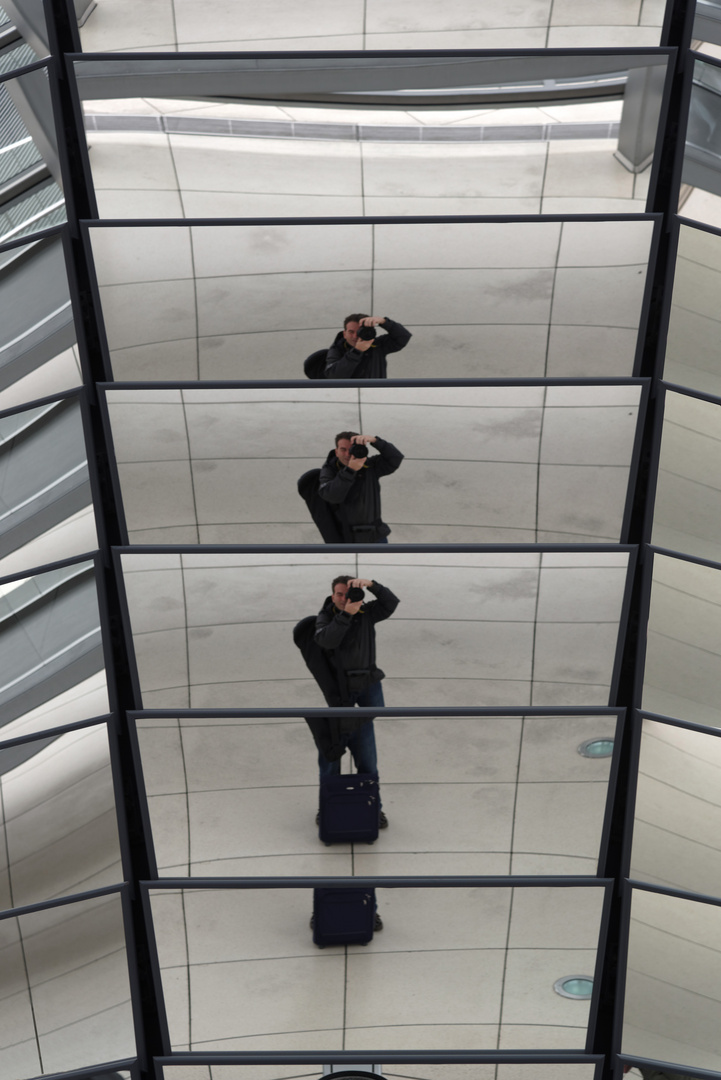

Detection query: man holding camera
(324, 314), (412, 379)
(318, 431), (403, 544)
(311, 575), (399, 823)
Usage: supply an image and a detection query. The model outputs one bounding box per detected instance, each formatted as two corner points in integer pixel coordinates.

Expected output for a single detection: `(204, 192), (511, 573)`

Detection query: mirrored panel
(106, 385), (642, 545)
(652, 389), (721, 562)
(0, 559), (108, 742)
(623, 888), (721, 1073)
(79, 1), (664, 52)
(135, 711), (618, 877)
(120, 550), (630, 709)
(630, 717), (721, 896)
(0, 5), (40, 75)
(0, 720), (122, 910)
(149, 884), (605, 1051)
(90, 221), (655, 382)
(0, 395), (96, 578)
(0, 890), (135, 1078)
(680, 57), (721, 228)
(694, 0), (721, 47)
(664, 222), (721, 397)
(0, 66), (65, 244)
(0, 232), (84, 413)
(156, 1067), (597, 1080)
(74, 54), (669, 218)
(643, 552), (721, 728)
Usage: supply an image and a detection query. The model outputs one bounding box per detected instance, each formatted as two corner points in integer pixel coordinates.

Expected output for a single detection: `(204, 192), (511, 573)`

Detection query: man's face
(335, 438), (353, 466)
(332, 582), (349, 609)
(343, 321), (360, 347)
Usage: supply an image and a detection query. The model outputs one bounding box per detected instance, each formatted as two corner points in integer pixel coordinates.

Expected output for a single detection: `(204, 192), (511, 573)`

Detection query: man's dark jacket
(323, 318), (411, 379)
(315, 581), (399, 701)
(318, 438), (403, 543)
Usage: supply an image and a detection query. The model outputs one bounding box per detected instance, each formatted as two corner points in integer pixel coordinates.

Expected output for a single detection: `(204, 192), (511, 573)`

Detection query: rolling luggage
(312, 887), (376, 947)
(319, 773), (380, 845)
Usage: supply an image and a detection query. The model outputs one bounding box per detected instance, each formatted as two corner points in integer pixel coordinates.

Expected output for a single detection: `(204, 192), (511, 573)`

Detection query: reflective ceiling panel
(105, 385), (643, 545)
(90, 221), (655, 381)
(664, 221), (721, 397)
(643, 552), (721, 727)
(119, 550), (630, 709)
(78, 1), (664, 51)
(0, 890), (136, 1078)
(630, 717), (721, 896)
(148, 884), (606, 1051)
(135, 712), (618, 877)
(623, 888), (721, 1073)
(0, 232), (83, 412)
(0, 721), (122, 910)
(74, 54), (669, 218)
(0, 559), (108, 742)
(156, 1068), (597, 1080)
(652, 389), (721, 563)
(0, 396), (96, 578)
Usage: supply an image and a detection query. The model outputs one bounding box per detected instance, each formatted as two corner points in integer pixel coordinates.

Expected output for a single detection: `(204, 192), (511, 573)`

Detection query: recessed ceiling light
(554, 976), (594, 999)
(578, 738), (614, 758)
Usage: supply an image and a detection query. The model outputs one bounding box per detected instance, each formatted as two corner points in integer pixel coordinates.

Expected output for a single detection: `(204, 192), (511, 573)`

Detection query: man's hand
(359, 316), (386, 327)
(347, 455), (365, 471)
(350, 434), (377, 445)
(344, 598), (363, 616)
(350, 578), (374, 588)
(354, 337), (374, 352)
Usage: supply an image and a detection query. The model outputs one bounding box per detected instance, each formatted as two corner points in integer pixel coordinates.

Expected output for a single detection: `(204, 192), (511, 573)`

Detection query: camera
(357, 324), (376, 341)
(349, 442), (368, 459)
(346, 585), (364, 603)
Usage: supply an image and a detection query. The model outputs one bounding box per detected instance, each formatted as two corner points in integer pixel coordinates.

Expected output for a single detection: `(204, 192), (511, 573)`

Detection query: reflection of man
(303, 575), (399, 826)
(324, 314), (412, 378)
(318, 432), (403, 544)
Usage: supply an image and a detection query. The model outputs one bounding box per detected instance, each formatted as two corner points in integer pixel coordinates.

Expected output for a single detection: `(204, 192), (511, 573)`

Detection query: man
(317, 431), (403, 543)
(324, 314), (412, 379)
(299, 575), (399, 827)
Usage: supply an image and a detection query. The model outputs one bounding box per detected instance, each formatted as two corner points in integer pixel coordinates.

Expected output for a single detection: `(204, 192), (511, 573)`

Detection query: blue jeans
(318, 680), (385, 780)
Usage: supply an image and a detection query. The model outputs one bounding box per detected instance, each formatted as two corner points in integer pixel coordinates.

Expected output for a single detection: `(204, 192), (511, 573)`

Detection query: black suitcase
(312, 887), (376, 947)
(319, 773), (380, 845)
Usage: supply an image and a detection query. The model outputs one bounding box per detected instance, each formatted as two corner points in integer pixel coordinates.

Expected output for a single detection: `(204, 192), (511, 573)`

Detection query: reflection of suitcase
(312, 887), (376, 947)
(319, 773), (380, 845)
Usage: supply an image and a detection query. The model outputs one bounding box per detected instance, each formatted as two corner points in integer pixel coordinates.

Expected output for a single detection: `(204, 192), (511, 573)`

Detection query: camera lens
(358, 325), (376, 341)
(350, 443), (368, 458)
(347, 586), (364, 602)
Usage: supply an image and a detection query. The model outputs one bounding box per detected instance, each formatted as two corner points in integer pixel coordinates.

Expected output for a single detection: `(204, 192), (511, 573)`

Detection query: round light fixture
(577, 738), (614, 758)
(554, 976), (594, 999)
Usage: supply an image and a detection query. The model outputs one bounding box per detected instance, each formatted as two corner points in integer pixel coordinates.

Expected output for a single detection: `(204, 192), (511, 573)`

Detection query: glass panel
(0, 891), (135, 1078)
(664, 222), (721, 397)
(0, 396), (95, 578)
(643, 552), (721, 728)
(680, 57), (721, 228)
(78, 1), (664, 52)
(0, 559), (108, 742)
(0, 721), (122, 909)
(0, 232), (83, 413)
(623, 889), (721, 1073)
(149, 884), (605, 1051)
(136, 712), (618, 877)
(74, 54), (668, 219)
(105, 385), (642, 545)
(694, 0), (721, 49)
(652, 389), (721, 562)
(630, 718), (721, 896)
(0, 66), (65, 244)
(90, 221), (655, 382)
(119, 550), (630, 709)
